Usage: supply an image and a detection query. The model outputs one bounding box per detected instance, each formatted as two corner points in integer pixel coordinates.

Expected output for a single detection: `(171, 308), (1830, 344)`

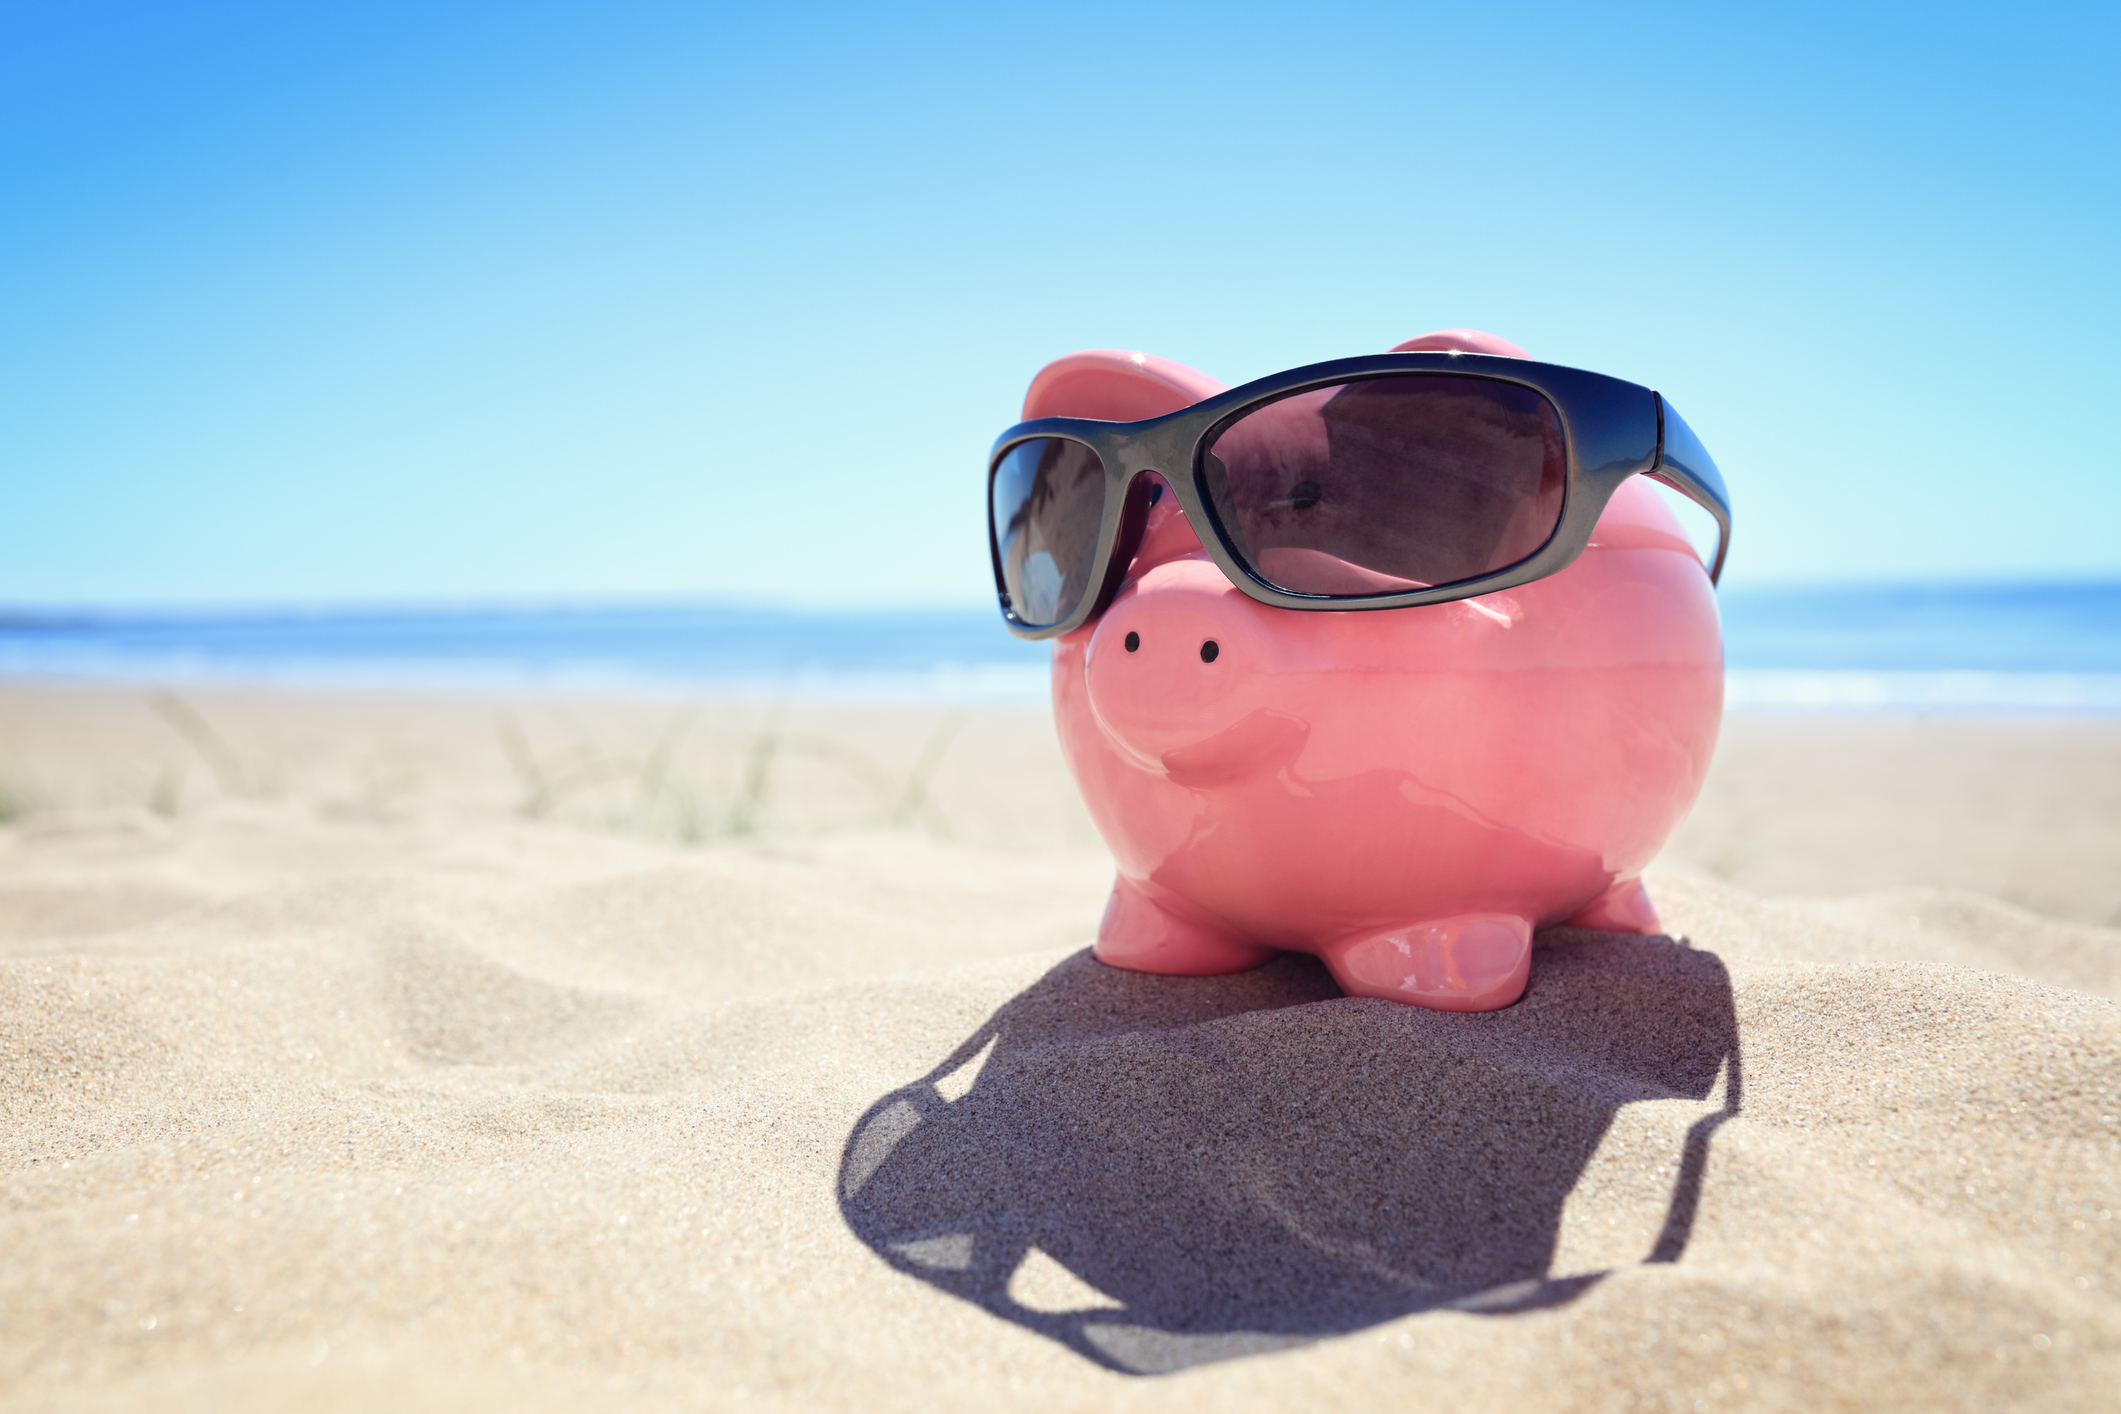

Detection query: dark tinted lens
(990, 436), (1107, 627)
(1199, 375), (1566, 595)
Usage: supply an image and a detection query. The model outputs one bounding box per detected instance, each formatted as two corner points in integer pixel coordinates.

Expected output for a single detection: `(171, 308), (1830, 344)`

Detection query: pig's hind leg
(1563, 877), (1663, 934)
(1093, 877), (1276, 976)
(1319, 913), (1533, 1012)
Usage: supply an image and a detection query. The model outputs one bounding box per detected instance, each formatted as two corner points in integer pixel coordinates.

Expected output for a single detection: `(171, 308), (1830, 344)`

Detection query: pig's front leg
(1319, 914), (1532, 1011)
(1093, 877), (1276, 976)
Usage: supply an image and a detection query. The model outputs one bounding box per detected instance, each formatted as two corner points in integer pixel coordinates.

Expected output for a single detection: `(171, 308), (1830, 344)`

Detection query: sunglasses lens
(991, 436), (1107, 628)
(1199, 375), (1566, 595)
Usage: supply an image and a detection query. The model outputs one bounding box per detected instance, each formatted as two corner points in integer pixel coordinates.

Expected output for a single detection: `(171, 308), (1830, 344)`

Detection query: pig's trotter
(1321, 913), (1532, 1011)
(1565, 877), (1663, 934)
(1093, 878), (1275, 976)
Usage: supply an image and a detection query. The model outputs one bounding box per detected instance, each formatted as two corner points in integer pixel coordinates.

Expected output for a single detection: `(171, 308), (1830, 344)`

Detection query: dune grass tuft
(497, 703), (966, 842)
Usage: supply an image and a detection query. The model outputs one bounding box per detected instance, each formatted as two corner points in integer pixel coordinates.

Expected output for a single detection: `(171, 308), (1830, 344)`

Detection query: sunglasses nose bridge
(1112, 421), (1195, 483)
(1082, 428), (1197, 622)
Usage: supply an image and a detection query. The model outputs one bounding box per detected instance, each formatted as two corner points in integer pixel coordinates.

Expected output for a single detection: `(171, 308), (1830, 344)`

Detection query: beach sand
(0, 682), (2115, 1411)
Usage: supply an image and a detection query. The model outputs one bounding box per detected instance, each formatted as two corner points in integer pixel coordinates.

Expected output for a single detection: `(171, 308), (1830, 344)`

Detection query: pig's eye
(1124, 631), (1140, 653)
(1200, 640), (1220, 664)
(1286, 479), (1322, 511)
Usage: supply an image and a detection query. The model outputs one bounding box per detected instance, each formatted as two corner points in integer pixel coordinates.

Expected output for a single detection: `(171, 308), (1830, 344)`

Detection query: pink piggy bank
(1027, 331), (1725, 1012)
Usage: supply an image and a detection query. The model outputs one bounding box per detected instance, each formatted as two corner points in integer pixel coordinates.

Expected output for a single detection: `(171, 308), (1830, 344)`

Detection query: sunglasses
(988, 350), (1730, 640)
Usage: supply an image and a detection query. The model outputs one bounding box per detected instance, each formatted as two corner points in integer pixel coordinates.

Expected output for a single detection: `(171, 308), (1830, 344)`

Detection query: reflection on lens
(990, 437), (1106, 627)
(1199, 375), (1566, 596)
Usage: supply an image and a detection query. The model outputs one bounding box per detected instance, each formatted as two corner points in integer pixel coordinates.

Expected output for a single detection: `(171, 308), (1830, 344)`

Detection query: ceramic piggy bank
(1013, 330), (1725, 1012)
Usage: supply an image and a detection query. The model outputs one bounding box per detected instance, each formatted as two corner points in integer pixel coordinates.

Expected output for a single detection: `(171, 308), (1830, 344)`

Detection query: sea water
(1718, 582), (2121, 711)
(2, 582), (2117, 712)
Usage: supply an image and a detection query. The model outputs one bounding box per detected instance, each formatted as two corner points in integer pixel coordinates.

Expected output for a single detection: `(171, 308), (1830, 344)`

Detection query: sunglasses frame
(988, 350), (1731, 641)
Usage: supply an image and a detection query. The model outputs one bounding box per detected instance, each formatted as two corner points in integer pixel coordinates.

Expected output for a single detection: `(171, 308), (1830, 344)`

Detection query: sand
(0, 682), (2115, 1411)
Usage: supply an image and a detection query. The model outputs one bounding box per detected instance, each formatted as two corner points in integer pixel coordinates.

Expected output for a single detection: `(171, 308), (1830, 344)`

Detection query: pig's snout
(1083, 559), (1293, 780)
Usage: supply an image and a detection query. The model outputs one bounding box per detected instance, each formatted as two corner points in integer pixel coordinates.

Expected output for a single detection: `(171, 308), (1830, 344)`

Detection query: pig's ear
(1021, 350), (1228, 422)
(1390, 329), (1533, 359)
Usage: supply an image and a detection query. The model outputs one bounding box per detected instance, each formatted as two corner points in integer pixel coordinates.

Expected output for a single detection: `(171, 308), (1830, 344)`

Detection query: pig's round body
(1053, 477), (1723, 1011)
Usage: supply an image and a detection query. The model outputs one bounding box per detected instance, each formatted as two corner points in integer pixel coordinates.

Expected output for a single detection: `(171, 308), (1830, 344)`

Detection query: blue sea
(2, 582), (2118, 712)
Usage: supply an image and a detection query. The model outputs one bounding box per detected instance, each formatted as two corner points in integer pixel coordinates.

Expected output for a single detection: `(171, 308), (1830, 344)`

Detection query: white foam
(1724, 670), (2121, 713)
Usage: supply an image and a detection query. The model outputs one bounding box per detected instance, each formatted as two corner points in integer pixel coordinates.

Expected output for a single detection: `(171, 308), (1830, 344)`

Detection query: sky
(2, 0), (2116, 611)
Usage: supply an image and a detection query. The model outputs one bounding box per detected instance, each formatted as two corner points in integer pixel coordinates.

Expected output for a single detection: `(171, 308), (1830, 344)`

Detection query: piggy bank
(1035, 330), (1724, 1012)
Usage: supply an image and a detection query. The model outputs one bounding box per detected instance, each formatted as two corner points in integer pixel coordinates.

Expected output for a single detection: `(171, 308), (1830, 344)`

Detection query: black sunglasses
(988, 350), (1730, 640)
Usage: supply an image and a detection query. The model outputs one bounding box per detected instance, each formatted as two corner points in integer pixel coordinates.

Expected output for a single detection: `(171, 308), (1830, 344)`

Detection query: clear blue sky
(2, 1), (2115, 610)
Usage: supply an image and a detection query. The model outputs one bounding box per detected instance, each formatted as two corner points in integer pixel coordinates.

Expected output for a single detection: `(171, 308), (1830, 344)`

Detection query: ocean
(2, 582), (2118, 712)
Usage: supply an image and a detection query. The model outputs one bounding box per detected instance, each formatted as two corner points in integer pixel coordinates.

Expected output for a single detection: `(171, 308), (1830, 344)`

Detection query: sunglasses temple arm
(1644, 469), (1732, 585)
(1649, 395), (1733, 586)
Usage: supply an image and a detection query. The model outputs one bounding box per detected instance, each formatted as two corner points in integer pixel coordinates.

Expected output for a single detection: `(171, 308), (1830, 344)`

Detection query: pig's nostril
(1124, 631), (1140, 653)
(1200, 640), (1220, 663)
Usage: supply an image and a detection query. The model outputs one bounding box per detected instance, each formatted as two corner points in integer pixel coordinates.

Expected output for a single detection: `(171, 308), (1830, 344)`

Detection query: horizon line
(5, 574), (2121, 627)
